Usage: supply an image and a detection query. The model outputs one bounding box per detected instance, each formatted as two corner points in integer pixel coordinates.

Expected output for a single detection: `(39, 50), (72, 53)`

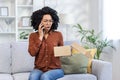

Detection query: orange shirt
(28, 31), (63, 72)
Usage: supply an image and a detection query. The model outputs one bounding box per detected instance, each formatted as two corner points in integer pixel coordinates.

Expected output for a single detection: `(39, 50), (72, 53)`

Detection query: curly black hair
(31, 6), (59, 31)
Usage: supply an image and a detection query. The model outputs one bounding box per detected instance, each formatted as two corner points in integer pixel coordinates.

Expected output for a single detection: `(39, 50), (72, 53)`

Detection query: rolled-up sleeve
(28, 33), (42, 56)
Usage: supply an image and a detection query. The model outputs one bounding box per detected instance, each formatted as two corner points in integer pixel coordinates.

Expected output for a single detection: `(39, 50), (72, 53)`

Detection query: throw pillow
(86, 48), (97, 73)
(71, 43), (97, 73)
(60, 53), (89, 74)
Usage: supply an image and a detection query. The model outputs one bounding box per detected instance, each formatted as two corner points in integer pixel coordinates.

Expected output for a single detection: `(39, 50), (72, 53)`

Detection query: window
(103, 0), (120, 40)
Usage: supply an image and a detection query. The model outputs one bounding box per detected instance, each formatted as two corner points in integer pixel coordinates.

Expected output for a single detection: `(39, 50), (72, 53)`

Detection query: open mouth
(46, 27), (50, 29)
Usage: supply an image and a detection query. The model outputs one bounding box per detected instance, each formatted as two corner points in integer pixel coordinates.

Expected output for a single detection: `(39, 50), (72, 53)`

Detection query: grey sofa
(0, 42), (112, 80)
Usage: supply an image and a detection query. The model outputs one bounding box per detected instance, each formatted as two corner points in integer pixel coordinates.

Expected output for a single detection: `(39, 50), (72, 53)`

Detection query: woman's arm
(28, 33), (42, 56)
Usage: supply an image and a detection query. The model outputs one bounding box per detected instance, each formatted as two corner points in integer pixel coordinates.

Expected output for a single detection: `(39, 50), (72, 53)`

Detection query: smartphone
(41, 26), (45, 32)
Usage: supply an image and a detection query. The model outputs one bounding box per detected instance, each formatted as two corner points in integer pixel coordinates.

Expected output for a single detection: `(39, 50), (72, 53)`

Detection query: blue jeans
(29, 69), (64, 80)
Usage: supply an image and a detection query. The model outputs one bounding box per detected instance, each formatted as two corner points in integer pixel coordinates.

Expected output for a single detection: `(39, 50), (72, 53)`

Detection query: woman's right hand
(38, 23), (44, 40)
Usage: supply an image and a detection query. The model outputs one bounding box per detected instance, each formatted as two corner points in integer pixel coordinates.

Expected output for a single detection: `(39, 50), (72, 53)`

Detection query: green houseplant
(74, 24), (115, 59)
(19, 31), (29, 39)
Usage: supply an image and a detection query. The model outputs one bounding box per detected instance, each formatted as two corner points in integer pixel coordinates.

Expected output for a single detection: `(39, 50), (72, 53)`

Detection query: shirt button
(46, 61), (48, 63)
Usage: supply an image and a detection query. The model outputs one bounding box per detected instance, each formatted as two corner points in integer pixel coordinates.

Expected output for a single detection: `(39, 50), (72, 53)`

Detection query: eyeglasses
(42, 19), (54, 23)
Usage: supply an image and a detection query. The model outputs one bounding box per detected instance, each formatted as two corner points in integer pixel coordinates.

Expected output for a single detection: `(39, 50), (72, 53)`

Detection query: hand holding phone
(38, 23), (44, 40)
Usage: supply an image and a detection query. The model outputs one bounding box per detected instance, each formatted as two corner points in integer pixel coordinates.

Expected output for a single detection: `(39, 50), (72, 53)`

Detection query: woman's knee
(29, 69), (43, 80)
(40, 69), (64, 80)
(40, 73), (50, 80)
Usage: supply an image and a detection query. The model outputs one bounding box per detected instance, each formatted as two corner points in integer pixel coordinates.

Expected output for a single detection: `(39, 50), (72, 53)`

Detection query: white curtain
(103, 0), (120, 40)
(103, 0), (120, 80)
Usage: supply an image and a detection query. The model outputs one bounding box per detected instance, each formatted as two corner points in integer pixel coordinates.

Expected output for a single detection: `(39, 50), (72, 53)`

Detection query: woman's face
(41, 14), (53, 32)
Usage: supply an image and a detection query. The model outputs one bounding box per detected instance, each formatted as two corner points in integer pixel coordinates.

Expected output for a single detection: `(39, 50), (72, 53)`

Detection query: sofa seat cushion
(12, 72), (30, 80)
(57, 74), (97, 80)
(0, 74), (13, 80)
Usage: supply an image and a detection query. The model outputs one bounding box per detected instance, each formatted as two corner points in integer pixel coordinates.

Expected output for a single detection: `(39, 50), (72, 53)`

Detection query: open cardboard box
(54, 46), (71, 57)
(54, 42), (87, 57)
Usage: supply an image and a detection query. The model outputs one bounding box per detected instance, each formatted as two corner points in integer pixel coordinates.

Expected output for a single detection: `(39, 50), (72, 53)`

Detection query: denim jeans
(29, 69), (64, 80)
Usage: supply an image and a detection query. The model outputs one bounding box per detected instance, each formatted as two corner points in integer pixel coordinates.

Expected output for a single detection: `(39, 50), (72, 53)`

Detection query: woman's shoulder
(52, 31), (63, 38)
(29, 32), (38, 36)
(53, 30), (62, 34)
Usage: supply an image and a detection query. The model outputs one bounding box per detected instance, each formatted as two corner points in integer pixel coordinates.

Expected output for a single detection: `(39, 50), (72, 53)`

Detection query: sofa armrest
(92, 59), (112, 80)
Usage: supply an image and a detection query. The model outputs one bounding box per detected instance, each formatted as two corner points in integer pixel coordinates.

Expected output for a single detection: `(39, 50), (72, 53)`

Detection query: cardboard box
(54, 46), (71, 57)
(71, 42), (86, 54)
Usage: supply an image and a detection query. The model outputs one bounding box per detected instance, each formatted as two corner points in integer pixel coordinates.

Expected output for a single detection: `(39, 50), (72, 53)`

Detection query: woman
(28, 6), (64, 80)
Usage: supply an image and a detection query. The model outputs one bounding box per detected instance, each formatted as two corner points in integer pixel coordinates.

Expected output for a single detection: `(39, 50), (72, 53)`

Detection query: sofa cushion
(86, 49), (97, 73)
(12, 72), (30, 80)
(72, 47), (97, 73)
(71, 42), (97, 73)
(57, 74), (97, 80)
(11, 42), (34, 73)
(0, 43), (11, 73)
(0, 74), (13, 80)
(60, 53), (88, 74)
(64, 41), (97, 73)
